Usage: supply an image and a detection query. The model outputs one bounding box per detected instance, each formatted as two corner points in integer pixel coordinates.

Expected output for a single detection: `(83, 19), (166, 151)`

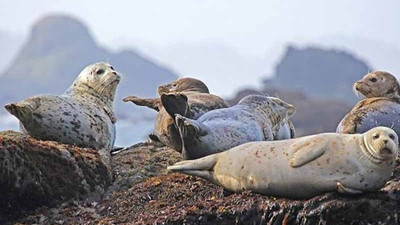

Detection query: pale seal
(4, 62), (120, 164)
(175, 95), (296, 159)
(123, 78), (229, 151)
(169, 127), (398, 199)
(337, 71), (400, 135)
(354, 71), (400, 98)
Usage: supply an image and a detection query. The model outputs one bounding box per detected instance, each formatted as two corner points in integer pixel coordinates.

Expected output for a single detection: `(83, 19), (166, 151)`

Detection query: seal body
(5, 62), (120, 153)
(337, 98), (400, 135)
(124, 78), (229, 151)
(169, 127), (398, 199)
(175, 95), (296, 159)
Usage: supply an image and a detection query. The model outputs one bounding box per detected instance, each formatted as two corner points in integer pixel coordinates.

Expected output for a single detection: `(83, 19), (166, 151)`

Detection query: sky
(1, 0), (400, 96)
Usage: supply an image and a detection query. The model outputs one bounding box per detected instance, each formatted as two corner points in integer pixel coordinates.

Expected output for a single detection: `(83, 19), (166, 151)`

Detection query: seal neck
(66, 83), (114, 108)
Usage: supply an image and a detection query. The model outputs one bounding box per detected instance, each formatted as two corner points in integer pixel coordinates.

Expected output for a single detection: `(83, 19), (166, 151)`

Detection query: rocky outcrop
(13, 142), (400, 225)
(264, 46), (371, 103)
(0, 131), (112, 223)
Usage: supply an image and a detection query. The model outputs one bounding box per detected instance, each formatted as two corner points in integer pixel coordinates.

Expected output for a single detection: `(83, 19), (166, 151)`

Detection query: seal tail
(4, 101), (35, 124)
(161, 93), (191, 118)
(167, 154), (219, 182)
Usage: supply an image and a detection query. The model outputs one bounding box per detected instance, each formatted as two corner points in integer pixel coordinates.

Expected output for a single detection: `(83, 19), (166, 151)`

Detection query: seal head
(361, 126), (398, 163)
(354, 71), (400, 98)
(158, 78), (209, 95)
(66, 62), (121, 107)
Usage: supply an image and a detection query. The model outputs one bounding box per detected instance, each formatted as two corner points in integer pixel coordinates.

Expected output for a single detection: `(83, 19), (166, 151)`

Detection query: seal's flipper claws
(123, 96), (161, 111)
(336, 182), (363, 195)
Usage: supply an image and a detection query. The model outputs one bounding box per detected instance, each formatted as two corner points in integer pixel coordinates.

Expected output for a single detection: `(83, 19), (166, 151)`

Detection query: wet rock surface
(0, 131), (112, 223)
(11, 141), (400, 225)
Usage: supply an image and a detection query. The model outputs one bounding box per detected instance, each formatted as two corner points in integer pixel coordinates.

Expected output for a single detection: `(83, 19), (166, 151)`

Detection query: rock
(0, 131), (112, 223)
(13, 142), (400, 225)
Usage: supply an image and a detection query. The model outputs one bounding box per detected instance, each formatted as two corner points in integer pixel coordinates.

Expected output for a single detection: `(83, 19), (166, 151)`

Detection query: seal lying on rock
(5, 62), (120, 164)
(123, 78), (229, 151)
(175, 95), (296, 159)
(169, 127), (398, 199)
(337, 71), (400, 135)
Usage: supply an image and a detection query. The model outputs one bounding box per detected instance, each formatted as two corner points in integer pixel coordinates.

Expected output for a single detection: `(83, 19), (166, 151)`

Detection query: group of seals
(175, 95), (295, 159)
(4, 63), (399, 200)
(5, 62), (120, 164)
(169, 127), (398, 199)
(337, 71), (400, 136)
(123, 78), (229, 151)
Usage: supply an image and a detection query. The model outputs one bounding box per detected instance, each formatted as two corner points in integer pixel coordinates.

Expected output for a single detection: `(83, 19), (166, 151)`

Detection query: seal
(175, 95), (296, 159)
(123, 78), (229, 151)
(337, 71), (400, 135)
(354, 71), (400, 98)
(169, 127), (398, 199)
(4, 62), (120, 164)
(336, 97), (400, 135)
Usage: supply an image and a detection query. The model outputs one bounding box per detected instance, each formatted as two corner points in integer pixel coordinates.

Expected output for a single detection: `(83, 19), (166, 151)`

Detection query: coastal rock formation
(0, 131), (112, 223)
(13, 141), (400, 225)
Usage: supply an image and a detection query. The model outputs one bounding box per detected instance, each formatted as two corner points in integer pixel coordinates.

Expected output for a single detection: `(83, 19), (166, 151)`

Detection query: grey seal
(175, 95), (296, 159)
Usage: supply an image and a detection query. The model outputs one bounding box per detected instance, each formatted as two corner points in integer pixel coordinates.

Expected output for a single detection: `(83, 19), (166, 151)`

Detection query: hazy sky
(1, 0), (399, 95)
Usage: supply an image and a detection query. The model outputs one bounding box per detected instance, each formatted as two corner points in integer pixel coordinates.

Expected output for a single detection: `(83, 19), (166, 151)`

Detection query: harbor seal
(337, 71), (400, 135)
(175, 95), (296, 159)
(354, 71), (400, 98)
(123, 78), (229, 151)
(169, 127), (398, 199)
(4, 62), (120, 164)
(336, 97), (400, 135)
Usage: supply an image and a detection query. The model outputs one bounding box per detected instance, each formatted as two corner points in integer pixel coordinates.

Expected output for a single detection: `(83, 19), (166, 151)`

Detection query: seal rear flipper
(175, 114), (208, 138)
(4, 101), (35, 125)
(168, 154), (219, 182)
(161, 93), (191, 118)
(289, 140), (327, 168)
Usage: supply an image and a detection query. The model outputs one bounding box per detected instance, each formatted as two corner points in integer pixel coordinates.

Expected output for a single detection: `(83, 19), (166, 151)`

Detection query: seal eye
(389, 134), (396, 140)
(172, 83), (177, 87)
(370, 78), (377, 83)
(373, 134), (380, 140)
(96, 69), (105, 75)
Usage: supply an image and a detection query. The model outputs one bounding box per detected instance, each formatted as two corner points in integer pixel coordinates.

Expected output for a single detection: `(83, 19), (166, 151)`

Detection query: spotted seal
(169, 127), (398, 199)
(5, 62), (120, 164)
(337, 71), (400, 135)
(123, 78), (229, 151)
(354, 71), (400, 98)
(175, 95), (296, 159)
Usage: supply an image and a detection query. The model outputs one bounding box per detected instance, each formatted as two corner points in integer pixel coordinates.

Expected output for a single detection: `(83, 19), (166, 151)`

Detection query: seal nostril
(384, 139), (388, 144)
(112, 72), (117, 75)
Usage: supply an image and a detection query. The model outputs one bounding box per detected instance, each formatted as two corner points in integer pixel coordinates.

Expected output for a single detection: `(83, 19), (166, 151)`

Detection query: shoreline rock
(12, 141), (400, 225)
(0, 131), (112, 223)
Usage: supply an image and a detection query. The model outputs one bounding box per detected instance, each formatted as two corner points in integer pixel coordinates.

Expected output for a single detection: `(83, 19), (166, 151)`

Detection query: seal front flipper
(161, 93), (191, 118)
(123, 96), (161, 112)
(168, 154), (219, 183)
(336, 182), (363, 195)
(289, 140), (327, 167)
